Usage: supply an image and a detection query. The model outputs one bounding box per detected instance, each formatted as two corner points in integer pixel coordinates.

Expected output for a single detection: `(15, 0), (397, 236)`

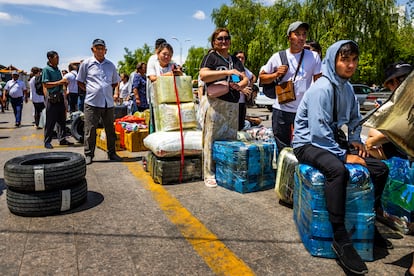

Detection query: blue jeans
(10, 97), (23, 124)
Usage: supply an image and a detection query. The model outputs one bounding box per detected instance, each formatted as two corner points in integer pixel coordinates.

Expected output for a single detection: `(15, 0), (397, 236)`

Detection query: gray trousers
(84, 104), (116, 157)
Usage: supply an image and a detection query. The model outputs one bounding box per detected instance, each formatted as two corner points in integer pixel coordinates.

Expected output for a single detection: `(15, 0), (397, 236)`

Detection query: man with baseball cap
(259, 21), (322, 153)
(2, 70), (27, 126)
(366, 61), (413, 160)
(77, 38), (122, 165)
(383, 61), (412, 88)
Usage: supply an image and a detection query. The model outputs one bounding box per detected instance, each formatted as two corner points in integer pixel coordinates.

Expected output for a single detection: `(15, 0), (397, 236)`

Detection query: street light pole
(171, 37), (191, 65)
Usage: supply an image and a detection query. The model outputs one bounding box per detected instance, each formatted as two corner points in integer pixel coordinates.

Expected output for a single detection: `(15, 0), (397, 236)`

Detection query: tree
(117, 0), (414, 84)
(117, 44), (152, 75)
(183, 47), (209, 79)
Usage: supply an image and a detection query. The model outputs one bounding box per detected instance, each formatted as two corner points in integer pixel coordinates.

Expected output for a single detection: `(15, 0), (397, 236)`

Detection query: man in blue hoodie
(292, 40), (390, 274)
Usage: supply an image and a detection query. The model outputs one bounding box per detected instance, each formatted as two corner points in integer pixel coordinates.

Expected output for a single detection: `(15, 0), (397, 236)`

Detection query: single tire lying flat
(7, 178), (88, 217)
(4, 152), (86, 192)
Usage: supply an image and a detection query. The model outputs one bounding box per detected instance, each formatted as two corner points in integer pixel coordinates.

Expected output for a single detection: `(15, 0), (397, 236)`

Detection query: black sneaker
(332, 239), (368, 275)
(108, 153), (122, 162)
(374, 226), (393, 249)
(59, 139), (74, 146)
(44, 143), (54, 149)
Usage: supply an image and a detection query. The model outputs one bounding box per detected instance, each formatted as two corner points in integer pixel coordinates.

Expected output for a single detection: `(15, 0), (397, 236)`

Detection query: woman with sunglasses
(199, 27), (249, 188)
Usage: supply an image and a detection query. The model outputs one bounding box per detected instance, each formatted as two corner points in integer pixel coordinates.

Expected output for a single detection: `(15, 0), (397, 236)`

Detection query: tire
(7, 179), (88, 217)
(4, 152), (86, 192)
(70, 114), (84, 143)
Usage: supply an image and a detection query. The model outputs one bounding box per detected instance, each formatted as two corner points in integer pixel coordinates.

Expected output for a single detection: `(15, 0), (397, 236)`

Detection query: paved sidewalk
(0, 102), (412, 275)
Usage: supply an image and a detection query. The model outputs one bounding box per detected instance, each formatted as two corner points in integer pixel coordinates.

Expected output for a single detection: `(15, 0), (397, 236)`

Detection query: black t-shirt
(200, 51), (243, 103)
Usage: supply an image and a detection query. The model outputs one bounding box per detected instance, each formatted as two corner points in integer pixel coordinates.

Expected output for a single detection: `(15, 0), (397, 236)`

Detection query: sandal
(204, 177), (217, 188)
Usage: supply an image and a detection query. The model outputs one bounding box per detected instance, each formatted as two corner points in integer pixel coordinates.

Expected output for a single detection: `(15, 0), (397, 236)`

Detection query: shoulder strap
(279, 50), (288, 66)
(293, 50), (305, 81)
(322, 75), (338, 122)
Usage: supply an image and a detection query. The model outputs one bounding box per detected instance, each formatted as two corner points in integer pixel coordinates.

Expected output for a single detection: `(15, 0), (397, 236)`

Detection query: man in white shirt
(259, 21), (322, 152)
(3, 71), (27, 126)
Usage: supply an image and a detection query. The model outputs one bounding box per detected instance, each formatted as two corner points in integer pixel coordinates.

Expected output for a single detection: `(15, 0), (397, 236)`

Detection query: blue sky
(0, 0), (410, 74)
(0, 0), (236, 73)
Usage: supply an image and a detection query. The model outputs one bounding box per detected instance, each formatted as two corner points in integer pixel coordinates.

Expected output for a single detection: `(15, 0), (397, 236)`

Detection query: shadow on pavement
(0, 178), (6, 196)
(62, 191), (105, 215)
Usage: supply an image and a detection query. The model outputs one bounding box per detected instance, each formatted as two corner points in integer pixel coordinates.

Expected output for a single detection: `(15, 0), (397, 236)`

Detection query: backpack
(34, 75), (44, 96)
(260, 50), (288, 99)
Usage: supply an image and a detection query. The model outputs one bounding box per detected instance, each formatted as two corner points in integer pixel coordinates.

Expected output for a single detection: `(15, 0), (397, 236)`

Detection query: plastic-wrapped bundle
(274, 147), (298, 205)
(244, 126), (275, 142)
(295, 209), (375, 261)
(153, 76), (194, 104)
(381, 157), (414, 234)
(143, 130), (202, 158)
(296, 164), (374, 212)
(154, 102), (197, 132)
(147, 152), (202, 185)
(213, 141), (275, 193)
(294, 163), (375, 261)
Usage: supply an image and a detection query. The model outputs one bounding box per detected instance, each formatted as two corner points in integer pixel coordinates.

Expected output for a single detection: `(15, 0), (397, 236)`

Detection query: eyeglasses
(216, 36), (231, 42)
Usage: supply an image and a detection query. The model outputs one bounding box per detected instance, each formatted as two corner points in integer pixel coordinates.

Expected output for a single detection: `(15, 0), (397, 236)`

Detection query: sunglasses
(216, 36), (231, 42)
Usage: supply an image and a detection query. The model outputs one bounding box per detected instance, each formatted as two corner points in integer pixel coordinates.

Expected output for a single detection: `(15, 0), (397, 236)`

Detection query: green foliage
(117, 44), (152, 75)
(183, 47), (209, 79)
(117, 0), (414, 84)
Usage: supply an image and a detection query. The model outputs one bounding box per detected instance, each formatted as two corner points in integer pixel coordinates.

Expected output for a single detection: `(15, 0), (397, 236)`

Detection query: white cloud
(0, 0), (128, 15)
(192, 10), (205, 20)
(0, 11), (28, 24)
(116, 19), (123, 23)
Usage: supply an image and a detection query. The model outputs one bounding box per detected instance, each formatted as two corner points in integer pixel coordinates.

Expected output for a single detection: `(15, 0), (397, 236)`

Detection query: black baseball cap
(384, 61), (413, 85)
(92, 38), (106, 47)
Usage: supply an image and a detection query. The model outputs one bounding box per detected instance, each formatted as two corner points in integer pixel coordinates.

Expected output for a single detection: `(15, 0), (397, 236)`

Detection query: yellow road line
(0, 145), (44, 151)
(125, 161), (255, 276)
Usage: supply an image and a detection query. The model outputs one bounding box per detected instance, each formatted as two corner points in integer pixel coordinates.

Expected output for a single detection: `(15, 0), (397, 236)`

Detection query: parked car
(362, 87), (392, 112)
(254, 84), (274, 111)
(352, 84), (374, 112)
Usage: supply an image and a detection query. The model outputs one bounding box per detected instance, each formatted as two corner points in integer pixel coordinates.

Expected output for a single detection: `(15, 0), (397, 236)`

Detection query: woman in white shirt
(147, 43), (182, 82)
(116, 73), (130, 104)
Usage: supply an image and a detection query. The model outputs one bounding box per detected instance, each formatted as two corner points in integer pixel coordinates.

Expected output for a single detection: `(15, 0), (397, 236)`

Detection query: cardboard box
(124, 129), (149, 152)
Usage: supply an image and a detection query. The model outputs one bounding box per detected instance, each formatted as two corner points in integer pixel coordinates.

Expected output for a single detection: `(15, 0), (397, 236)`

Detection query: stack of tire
(4, 152), (87, 217)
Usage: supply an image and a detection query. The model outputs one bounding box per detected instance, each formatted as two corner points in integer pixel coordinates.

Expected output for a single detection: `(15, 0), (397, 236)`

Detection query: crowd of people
(1, 21), (413, 275)
(198, 23), (413, 275)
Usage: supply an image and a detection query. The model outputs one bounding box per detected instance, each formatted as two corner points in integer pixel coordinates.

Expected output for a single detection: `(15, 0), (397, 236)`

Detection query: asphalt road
(0, 102), (412, 275)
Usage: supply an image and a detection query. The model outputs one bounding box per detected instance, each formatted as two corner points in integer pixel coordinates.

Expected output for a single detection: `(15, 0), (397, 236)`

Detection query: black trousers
(238, 103), (246, 131)
(44, 100), (66, 144)
(83, 104), (116, 157)
(68, 93), (78, 113)
(272, 108), (296, 153)
(294, 144), (389, 224)
(33, 102), (45, 127)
